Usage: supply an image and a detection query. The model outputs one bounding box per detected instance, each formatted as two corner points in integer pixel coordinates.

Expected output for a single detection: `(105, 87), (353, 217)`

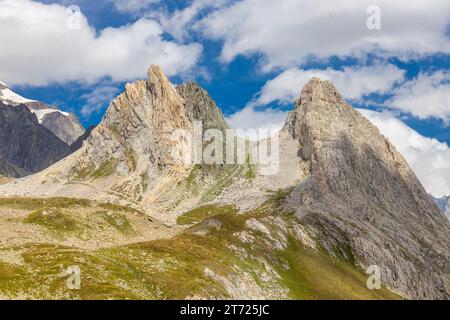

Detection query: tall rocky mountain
(1, 67), (449, 299)
(0, 66), (243, 214)
(283, 78), (450, 299)
(0, 81), (84, 145)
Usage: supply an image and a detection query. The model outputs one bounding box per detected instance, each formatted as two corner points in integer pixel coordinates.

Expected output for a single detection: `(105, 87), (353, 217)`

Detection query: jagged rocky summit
(283, 78), (450, 299)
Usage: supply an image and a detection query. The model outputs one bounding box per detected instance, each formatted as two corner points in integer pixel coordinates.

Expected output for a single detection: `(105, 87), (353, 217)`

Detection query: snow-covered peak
(0, 84), (35, 105)
(0, 82), (72, 123)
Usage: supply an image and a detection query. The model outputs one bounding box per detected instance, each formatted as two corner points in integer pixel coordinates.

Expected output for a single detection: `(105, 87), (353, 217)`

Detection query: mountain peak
(285, 77), (450, 299)
(143, 64), (182, 105)
(297, 76), (346, 108)
(0, 82), (35, 105)
(147, 64), (171, 89)
(147, 64), (165, 79)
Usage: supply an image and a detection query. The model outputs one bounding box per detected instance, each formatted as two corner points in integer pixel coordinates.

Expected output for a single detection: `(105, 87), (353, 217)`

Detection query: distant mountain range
(433, 195), (450, 218)
(0, 81), (84, 144)
(0, 81), (87, 177)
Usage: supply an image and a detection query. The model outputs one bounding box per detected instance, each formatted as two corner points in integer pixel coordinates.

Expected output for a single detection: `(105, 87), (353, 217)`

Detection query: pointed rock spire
(286, 77), (450, 299)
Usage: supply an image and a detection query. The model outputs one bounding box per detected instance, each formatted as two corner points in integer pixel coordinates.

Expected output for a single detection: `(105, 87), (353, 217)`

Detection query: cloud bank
(386, 71), (450, 123)
(199, 0), (450, 71)
(0, 0), (201, 86)
(251, 63), (405, 106)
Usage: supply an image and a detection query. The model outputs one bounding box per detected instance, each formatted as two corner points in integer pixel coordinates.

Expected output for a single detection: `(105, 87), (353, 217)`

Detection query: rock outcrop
(284, 78), (450, 299)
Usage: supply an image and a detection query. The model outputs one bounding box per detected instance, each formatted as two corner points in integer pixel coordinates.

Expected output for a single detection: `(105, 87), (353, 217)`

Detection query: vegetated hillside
(0, 195), (399, 300)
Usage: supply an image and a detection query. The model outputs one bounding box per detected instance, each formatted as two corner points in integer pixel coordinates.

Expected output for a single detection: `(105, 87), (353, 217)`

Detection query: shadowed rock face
(0, 102), (71, 177)
(285, 78), (450, 299)
(69, 125), (95, 153)
(176, 82), (229, 132)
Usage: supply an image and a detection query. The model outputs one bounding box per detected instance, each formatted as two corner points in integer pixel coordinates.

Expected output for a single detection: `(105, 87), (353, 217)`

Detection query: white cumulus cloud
(252, 64), (405, 106)
(156, 0), (229, 42)
(386, 71), (450, 123)
(0, 0), (202, 86)
(225, 106), (288, 136)
(199, 0), (450, 71)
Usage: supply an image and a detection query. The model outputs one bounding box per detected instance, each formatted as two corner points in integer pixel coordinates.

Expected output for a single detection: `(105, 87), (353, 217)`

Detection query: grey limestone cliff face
(69, 66), (230, 184)
(23, 101), (85, 145)
(0, 102), (71, 177)
(78, 65), (192, 177)
(176, 82), (229, 132)
(0, 66), (237, 214)
(39, 111), (85, 145)
(285, 78), (450, 299)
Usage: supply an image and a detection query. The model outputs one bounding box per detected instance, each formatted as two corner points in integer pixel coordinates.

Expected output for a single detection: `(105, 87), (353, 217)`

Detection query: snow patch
(0, 87), (35, 104)
(31, 109), (70, 124)
(0, 85), (70, 123)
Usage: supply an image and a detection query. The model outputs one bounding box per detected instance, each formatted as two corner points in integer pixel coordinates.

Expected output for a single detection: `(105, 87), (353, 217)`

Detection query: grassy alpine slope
(0, 195), (399, 300)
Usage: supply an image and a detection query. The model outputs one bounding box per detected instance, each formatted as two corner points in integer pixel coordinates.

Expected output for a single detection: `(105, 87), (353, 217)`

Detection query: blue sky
(1, 0), (450, 195)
